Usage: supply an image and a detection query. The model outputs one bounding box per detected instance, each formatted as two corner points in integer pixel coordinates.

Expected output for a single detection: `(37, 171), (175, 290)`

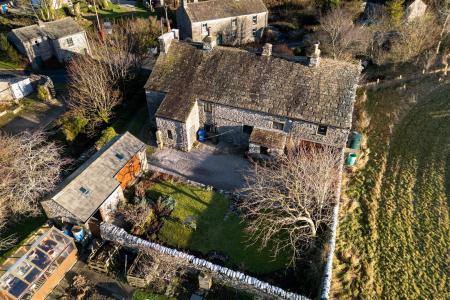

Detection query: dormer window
(252, 15), (257, 25)
(318, 125), (328, 135)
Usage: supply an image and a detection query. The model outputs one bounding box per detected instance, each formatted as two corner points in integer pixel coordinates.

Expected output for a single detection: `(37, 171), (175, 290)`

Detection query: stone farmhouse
(8, 17), (91, 69)
(176, 0), (268, 46)
(41, 132), (147, 234)
(145, 32), (361, 155)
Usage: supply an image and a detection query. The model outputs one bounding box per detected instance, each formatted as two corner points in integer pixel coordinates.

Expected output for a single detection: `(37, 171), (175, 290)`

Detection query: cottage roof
(250, 127), (287, 150)
(49, 132), (145, 223)
(145, 41), (361, 128)
(11, 17), (84, 42)
(183, 0), (268, 23)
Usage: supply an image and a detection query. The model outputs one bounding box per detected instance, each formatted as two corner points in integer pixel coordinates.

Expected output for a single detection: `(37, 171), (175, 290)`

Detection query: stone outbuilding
(8, 17), (91, 70)
(41, 132), (147, 233)
(145, 32), (361, 154)
(176, 0), (268, 45)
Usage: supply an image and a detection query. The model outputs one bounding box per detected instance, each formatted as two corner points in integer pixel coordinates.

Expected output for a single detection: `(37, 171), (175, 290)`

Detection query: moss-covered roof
(11, 17), (85, 42)
(146, 41), (361, 127)
(183, 0), (268, 23)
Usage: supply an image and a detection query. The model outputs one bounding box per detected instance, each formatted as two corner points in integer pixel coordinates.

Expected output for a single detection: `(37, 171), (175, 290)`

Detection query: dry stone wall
(100, 223), (310, 300)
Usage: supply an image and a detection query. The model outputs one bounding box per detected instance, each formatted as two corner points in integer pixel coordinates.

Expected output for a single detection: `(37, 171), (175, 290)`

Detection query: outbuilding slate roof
(145, 41), (361, 128)
(183, 0), (268, 23)
(11, 17), (84, 42)
(49, 132), (145, 223)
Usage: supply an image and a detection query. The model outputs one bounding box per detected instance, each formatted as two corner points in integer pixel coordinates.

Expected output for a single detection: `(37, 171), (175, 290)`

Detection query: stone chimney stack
(158, 29), (179, 54)
(308, 42), (321, 67)
(261, 43), (272, 56)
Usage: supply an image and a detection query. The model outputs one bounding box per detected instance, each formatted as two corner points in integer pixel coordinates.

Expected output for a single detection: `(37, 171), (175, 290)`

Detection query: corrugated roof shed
(11, 17), (84, 42)
(145, 41), (361, 128)
(50, 132), (145, 223)
(184, 0), (268, 23)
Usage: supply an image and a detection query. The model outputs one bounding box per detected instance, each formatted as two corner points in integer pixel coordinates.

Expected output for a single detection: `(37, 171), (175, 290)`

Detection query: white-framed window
(252, 15), (257, 25)
(66, 37), (74, 47)
(273, 121), (284, 131)
(252, 29), (257, 37)
(201, 23), (208, 35)
(317, 125), (328, 135)
(204, 102), (213, 113)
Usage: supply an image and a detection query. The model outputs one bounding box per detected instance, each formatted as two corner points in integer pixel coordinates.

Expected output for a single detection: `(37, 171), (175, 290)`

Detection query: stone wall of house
(190, 12), (267, 45)
(156, 117), (189, 150)
(198, 101), (349, 148)
(41, 199), (80, 224)
(405, 0), (427, 21)
(146, 90), (166, 126)
(28, 37), (54, 62)
(53, 31), (90, 62)
(99, 186), (123, 223)
(185, 101), (200, 151)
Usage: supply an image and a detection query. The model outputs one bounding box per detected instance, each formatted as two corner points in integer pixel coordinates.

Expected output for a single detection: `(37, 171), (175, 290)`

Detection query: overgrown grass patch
(147, 181), (289, 274)
(332, 78), (449, 299)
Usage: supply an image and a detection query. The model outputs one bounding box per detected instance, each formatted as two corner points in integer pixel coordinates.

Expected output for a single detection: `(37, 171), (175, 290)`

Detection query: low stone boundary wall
(100, 223), (309, 300)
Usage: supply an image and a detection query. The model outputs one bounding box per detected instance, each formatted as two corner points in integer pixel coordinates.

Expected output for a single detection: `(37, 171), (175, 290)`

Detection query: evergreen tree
(387, 0), (404, 27)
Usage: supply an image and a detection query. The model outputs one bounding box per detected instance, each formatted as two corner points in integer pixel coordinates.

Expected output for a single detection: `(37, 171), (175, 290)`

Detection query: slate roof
(50, 132), (145, 223)
(11, 17), (84, 42)
(145, 41), (361, 128)
(183, 0), (268, 23)
(250, 127), (287, 150)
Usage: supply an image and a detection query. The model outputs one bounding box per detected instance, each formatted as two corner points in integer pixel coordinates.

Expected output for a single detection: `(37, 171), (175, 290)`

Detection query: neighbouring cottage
(0, 226), (77, 300)
(8, 17), (91, 70)
(145, 32), (361, 155)
(41, 132), (147, 233)
(176, 0), (268, 46)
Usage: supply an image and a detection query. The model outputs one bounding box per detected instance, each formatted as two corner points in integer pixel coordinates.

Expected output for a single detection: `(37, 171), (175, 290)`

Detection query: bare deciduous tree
(388, 13), (441, 64)
(319, 7), (369, 60)
(67, 17), (160, 132)
(0, 131), (69, 217)
(67, 55), (121, 128)
(239, 144), (342, 266)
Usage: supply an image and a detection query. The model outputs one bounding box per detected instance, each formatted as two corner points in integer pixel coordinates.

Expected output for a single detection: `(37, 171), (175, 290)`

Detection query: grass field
(147, 181), (289, 274)
(331, 77), (449, 299)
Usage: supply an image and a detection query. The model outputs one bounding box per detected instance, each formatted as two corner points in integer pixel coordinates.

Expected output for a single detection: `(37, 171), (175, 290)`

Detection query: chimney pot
(262, 43), (272, 56)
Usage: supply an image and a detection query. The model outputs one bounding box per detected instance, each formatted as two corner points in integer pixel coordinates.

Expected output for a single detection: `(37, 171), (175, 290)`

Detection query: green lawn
(0, 59), (24, 70)
(332, 78), (449, 299)
(147, 181), (289, 274)
(133, 290), (175, 300)
(87, 3), (151, 19)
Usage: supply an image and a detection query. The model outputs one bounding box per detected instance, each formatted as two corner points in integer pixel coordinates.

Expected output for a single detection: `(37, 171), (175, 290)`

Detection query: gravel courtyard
(149, 143), (252, 191)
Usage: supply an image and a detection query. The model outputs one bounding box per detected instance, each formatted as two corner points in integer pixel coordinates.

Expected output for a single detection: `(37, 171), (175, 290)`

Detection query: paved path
(0, 101), (65, 135)
(149, 144), (252, 191)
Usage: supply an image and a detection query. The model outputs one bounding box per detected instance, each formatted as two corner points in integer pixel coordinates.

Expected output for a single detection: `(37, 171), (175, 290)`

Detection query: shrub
(37, 85), (50, 101)
(0, 33), (23, 65)
(95, 127), (117, 150)
(60, 114), (88, 142)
